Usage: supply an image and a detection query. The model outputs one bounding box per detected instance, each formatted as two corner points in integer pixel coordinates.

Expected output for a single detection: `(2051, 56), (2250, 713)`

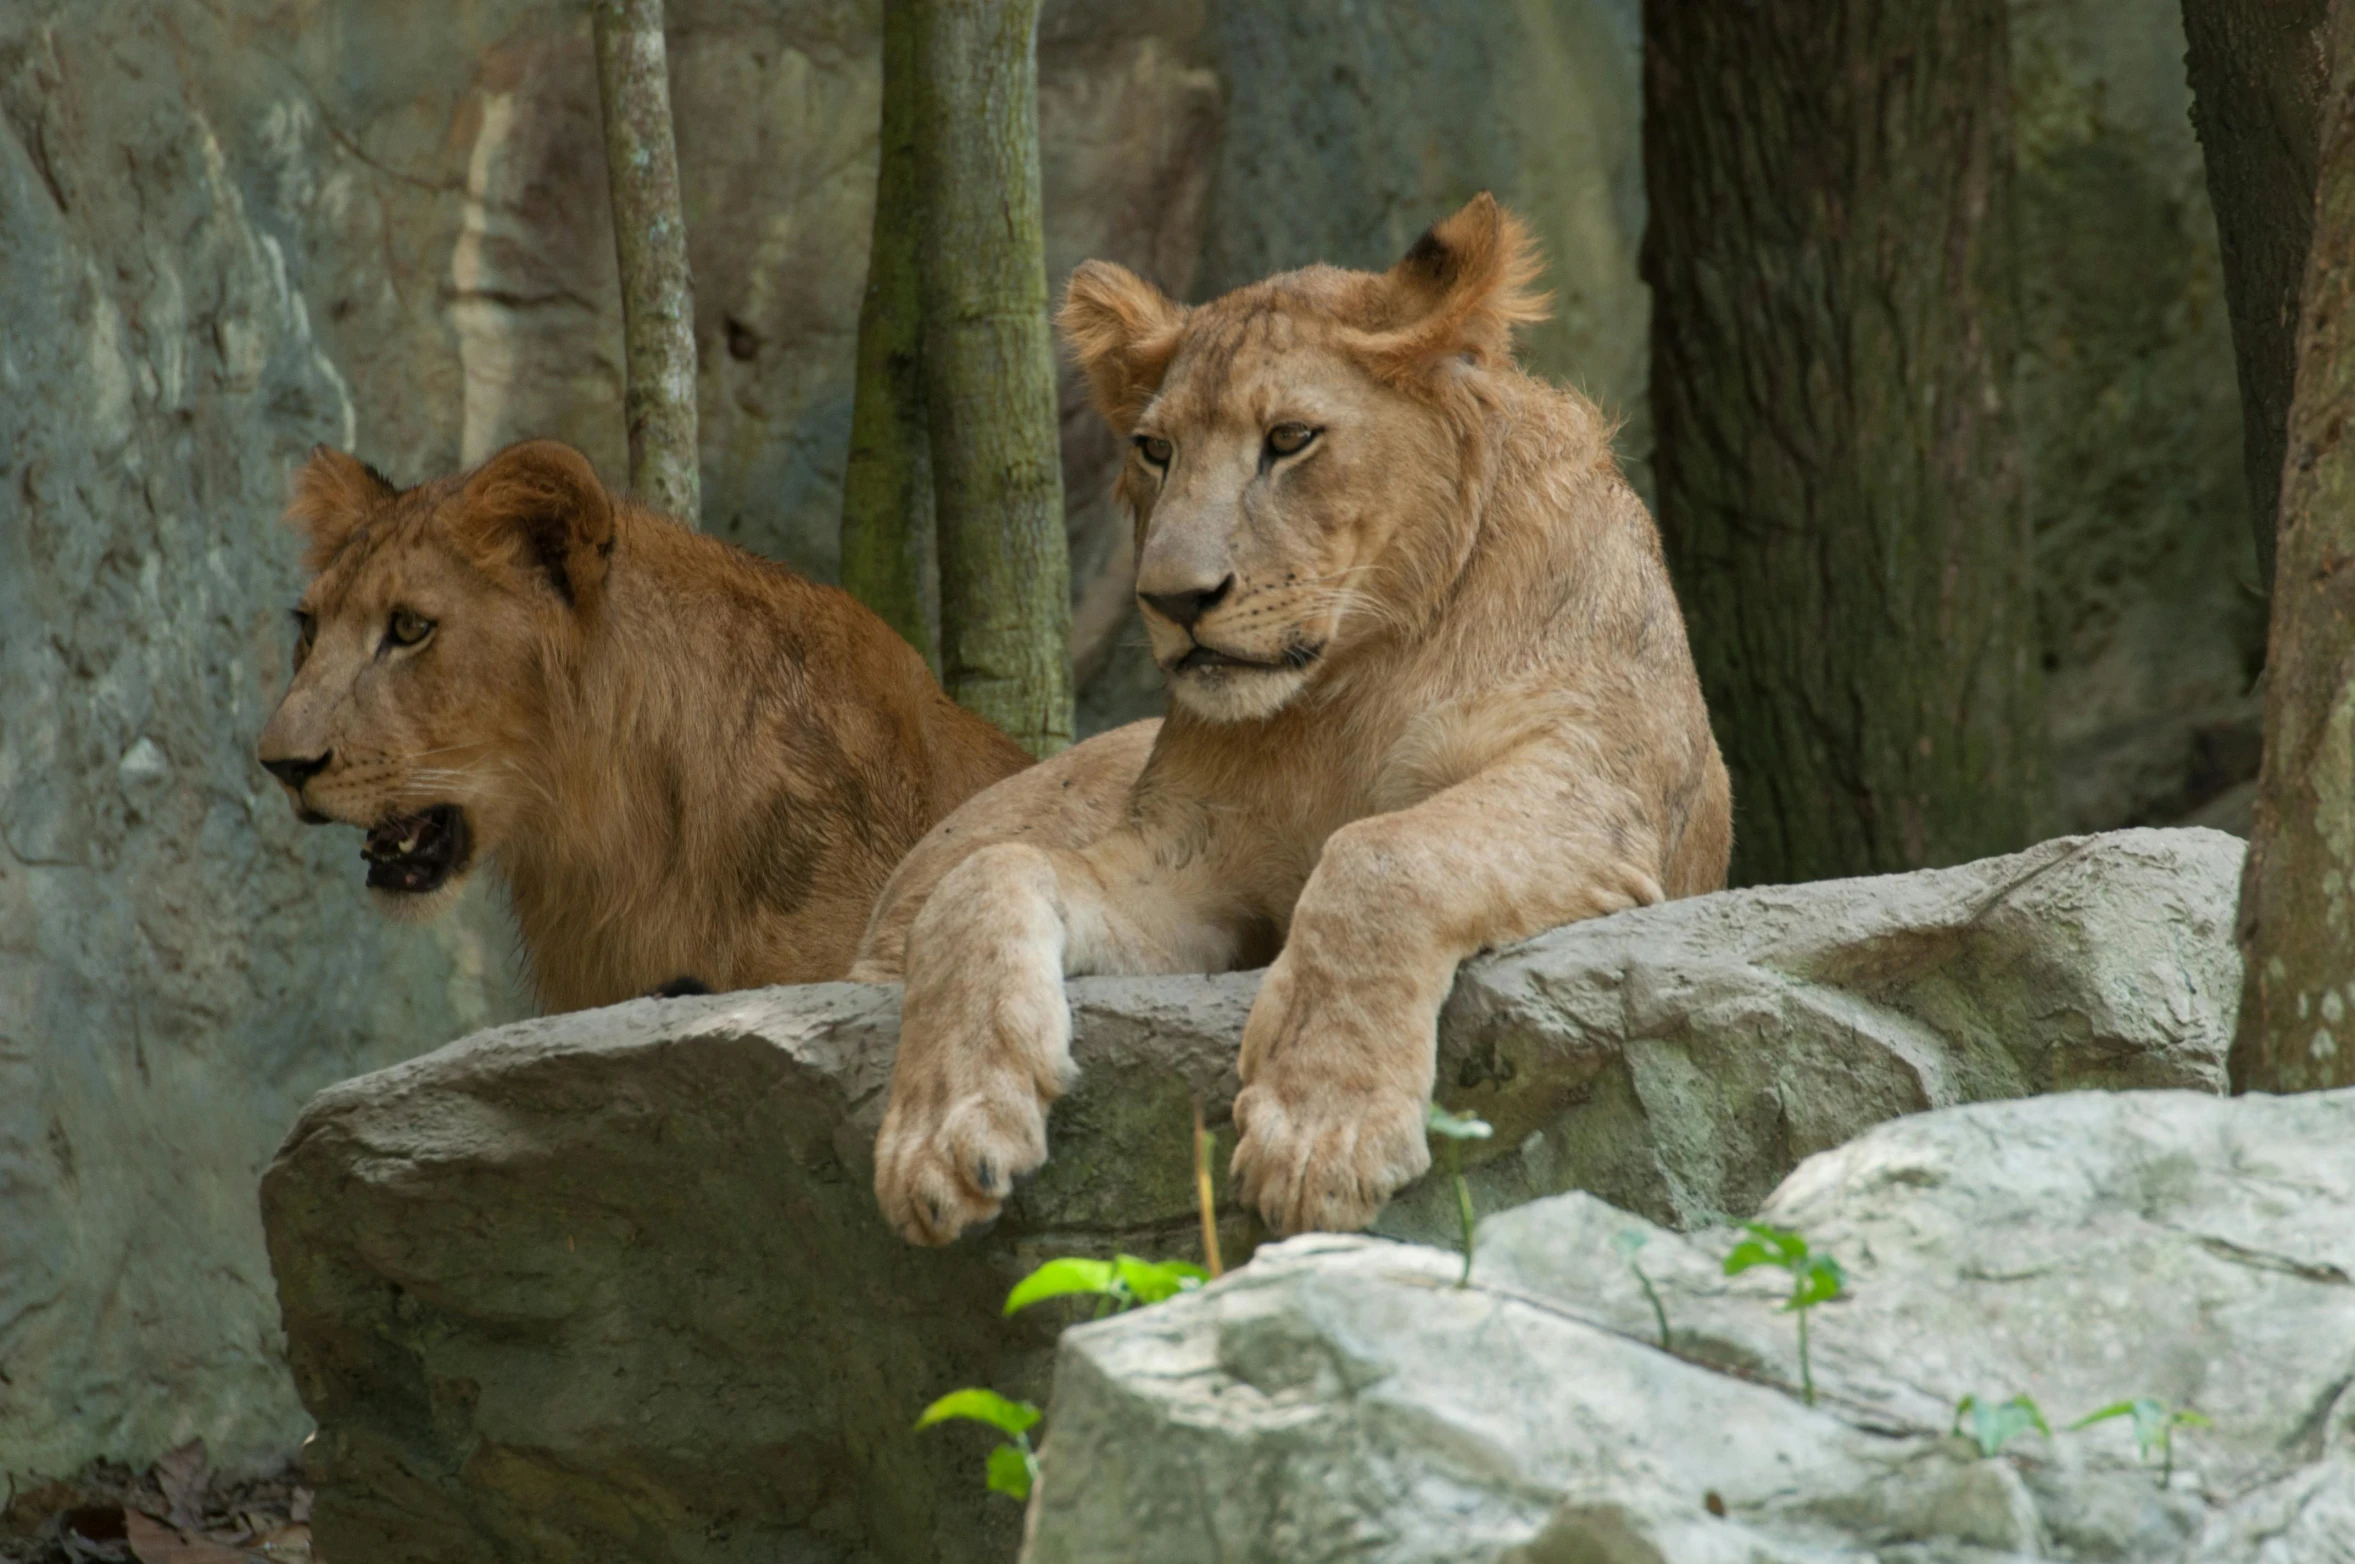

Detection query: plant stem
(1634, 1265), (1671, 1349)
(1193, 1099), (1223, 1280)
(1450, 1140), (1476, 1288)
(1797, 1304), (1814, 1406)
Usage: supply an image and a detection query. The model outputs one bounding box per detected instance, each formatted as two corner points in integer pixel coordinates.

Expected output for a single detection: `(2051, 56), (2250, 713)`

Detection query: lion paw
(1229, 1079), (1432, 1236)
(873, 1081), (1049, 1245)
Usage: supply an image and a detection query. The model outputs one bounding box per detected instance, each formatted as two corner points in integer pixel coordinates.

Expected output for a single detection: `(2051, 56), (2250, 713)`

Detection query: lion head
(255, 440), (613, 920)
(1057, 193), (1546, 724)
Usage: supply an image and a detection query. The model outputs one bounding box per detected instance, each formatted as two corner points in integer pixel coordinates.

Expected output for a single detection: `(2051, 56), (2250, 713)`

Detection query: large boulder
(1029, 1084), (2355, 1562)
(261, 829), (2243, 1562)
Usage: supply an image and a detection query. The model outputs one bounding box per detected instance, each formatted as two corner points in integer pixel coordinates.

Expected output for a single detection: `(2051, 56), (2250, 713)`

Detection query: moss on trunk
(840, 0), (938, 666)
(910, 0), (1072, 756)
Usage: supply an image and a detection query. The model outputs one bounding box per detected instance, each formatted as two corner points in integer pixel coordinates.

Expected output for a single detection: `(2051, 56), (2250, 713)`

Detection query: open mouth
(362, 805), (470, 895)
(1174, 642), (1323, 674)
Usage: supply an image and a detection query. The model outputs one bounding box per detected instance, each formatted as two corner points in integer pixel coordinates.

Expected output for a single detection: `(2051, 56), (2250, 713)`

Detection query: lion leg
(1231, 751), (1668, 1235)
(873, 830), (1242, 1245)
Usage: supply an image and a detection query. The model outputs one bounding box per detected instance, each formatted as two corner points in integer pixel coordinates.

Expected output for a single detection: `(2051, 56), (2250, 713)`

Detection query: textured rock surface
(2013, 0), (2267, 831)
(0, 6), (529, 1483)
(1030, 1086), (2355, 1563)
(262, 829), (2240, 1563)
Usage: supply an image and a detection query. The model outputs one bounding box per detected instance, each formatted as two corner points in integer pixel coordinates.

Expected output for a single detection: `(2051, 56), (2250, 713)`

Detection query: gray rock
(1385, 826), (2244, 1236)
(0, 4), (531, 1483)
(261, 828), (2242, 1562)
(1028, 1085), (2355, 1563)
(2012, 0), (2268, 833)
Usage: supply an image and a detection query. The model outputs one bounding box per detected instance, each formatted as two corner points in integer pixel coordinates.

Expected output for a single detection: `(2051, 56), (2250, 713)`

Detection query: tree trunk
(593, 0), (702, 524)
(1644, 0), (2050, 886)
(840, 0), (939, 667)
(2181, 0), (2334, 591)
(910, 0), (1072, 756)
(2232, 0), (2355, 1094)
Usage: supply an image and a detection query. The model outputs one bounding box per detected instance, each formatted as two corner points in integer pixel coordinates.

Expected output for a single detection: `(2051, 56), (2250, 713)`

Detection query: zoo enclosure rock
(262, 828), (2243, 1564)
(1028, 1085), (2355, 1563)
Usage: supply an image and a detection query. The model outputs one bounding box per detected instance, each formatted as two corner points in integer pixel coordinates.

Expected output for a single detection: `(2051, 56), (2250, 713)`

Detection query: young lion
(256, 439), (1029, 1013)
(863, 194), (1731, 1243)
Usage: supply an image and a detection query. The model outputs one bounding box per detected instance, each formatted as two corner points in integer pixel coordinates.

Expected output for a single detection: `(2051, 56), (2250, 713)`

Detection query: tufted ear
(451, 440), (616, 609)
(1057, 260), (1189, 432)
(285, 447), (398, 570)
(1362, 193), (1549, 382)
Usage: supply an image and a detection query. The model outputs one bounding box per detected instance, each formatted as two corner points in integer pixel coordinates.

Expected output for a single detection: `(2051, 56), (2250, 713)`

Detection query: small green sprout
(1723, 1222), (1846, 1406)
(1003, 1254), (1208, 1318)
(1612, 1228), (1673, 1349)
(1426, 1103), (1493, 1287)
(1952, 1393), (2050, 1458)
(916, 1388), (1041, 1501)
(2071, 1397), (2211, 1486)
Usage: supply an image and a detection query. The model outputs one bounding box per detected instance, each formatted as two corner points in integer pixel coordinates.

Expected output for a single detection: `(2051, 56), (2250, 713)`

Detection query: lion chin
(1166, 660), (1314, 724)
(368, 877), (470, 925)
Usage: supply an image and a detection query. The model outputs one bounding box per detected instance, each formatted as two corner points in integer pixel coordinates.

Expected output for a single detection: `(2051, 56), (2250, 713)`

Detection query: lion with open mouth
(858, 195), (1732, 1242)
(256, 438), (1029, 1013)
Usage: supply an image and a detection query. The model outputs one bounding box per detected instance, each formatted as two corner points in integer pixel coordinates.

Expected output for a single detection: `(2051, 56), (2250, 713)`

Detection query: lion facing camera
(860, 194), (1731, 1243)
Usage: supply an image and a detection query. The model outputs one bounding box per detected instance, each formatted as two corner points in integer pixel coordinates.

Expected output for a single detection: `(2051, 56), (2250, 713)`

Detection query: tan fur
(257, 439), (1029, 1013)
(863, 194), (1732, 1243)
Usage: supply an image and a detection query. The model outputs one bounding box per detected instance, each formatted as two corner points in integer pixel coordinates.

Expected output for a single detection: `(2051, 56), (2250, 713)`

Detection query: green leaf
(1426, 1104), (1495, 1142)
(1954, 1394), (2048, 1458)
(1611, 1229), (1650, 1259)
(2172, 1409), (2213, 1430)
(1782, 1254), (1846, 1311)
(985, 1441), (1034, 1502)
(1113, 1255), (1208, 1306)
(1004, 1258), (1119, 1316)
(1724, 1222), (1812, 1277)
(2069, 1400), (2141, 1430)
(916, 1388), (1041, 1438)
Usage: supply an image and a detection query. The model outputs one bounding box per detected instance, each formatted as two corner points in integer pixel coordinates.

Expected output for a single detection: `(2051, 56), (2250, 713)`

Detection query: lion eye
(1134, 434), (1174, 469)
(291, 610), (316, 663)
(1266, 423), (1319, 457)
(387, 609), (435, 648)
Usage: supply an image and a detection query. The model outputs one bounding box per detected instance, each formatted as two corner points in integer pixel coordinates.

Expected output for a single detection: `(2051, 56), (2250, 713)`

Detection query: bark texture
(839, 0), (938, 666)
(2233, 0), (2355, 1094)
(1645, 0), (2050, 886)
(912, 0), (1072, 755)
(2181, 0), (2334, 589)
(592, 0), (701, 523)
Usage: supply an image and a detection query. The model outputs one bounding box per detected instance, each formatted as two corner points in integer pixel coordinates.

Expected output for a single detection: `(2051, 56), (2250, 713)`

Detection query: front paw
(1230, 1076), (1432, 1235)
(873, 1074), (1049, 1245)
(872, 877), (1073, 1246)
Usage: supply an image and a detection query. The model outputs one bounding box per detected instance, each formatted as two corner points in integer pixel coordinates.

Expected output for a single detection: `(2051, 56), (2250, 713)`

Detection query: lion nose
(1140, 575), (1234, 631)
(261, 752), (331, 789)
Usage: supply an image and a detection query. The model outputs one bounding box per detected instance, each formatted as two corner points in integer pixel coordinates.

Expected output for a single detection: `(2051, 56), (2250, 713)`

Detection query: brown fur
(862, 195), (1732, 1243)
(257, 439), (1029, 1013)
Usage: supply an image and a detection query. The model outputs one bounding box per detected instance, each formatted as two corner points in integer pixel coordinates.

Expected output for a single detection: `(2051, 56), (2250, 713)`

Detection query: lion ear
(1057, 260), (1188, 431)
(1365, 193), (1549, 380)
(285, 447), (398, 569)
(451, 440), (617, 609)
